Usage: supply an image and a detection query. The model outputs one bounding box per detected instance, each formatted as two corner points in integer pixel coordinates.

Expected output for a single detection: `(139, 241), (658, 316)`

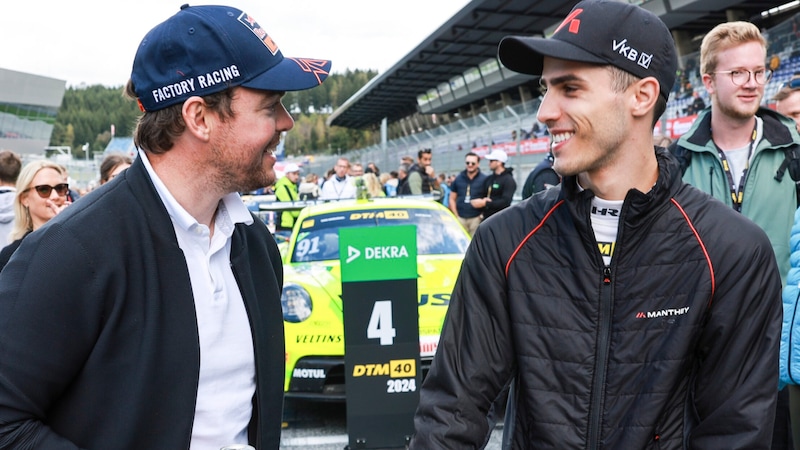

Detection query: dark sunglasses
(782, 79), (800, 90)
(27, 183), (69, 198)
(465, 161), (478, 166)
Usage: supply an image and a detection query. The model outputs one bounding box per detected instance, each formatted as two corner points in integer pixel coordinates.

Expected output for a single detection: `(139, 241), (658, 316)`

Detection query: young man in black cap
(0, 5), (330, 449)
(410, 0), (782, 448)
(469, 149), (516, 220)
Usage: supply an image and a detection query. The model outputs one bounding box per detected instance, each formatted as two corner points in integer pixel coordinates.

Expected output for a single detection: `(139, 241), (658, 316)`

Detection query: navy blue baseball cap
(498, 0), (677, 102)
(131, 4), (332, 112)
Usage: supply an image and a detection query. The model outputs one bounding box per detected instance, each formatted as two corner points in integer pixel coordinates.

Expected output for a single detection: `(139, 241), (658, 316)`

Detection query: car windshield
(291, 207), (469, 263)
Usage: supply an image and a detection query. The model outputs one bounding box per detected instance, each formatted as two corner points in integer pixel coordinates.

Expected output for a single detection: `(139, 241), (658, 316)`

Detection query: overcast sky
(2, 0), (471, 87)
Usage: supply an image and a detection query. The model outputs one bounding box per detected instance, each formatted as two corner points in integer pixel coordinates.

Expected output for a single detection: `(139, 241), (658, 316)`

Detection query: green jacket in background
(672, 107), (800, 284)
(274, 175), (299, 229)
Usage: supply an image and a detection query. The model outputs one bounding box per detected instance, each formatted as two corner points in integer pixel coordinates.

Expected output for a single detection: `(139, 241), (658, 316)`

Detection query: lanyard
(714, 124), (757, 213)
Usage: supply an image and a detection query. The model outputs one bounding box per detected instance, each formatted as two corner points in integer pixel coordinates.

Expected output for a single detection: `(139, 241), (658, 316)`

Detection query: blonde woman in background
(362, 172), (386, 198)
(0, 160), (70, 270)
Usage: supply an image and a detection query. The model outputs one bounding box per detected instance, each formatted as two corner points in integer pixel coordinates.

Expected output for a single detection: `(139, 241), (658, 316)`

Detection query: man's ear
(181, 96), (212, 142)
(631, 77), (660, 119)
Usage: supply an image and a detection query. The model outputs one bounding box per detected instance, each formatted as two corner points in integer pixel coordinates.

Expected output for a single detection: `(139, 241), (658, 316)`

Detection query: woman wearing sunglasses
(0, 160), (70, 271)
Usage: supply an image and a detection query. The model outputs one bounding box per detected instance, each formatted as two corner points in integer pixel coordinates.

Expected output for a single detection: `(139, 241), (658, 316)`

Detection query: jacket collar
(684, 107), (797, 149)
(562, 147), (682, 228)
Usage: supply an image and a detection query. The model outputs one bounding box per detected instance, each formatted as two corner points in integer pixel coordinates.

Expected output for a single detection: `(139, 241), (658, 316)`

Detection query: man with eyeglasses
(669, 21), (800, 449)
(320, 157), (356, 200)
(774, 74), (800, 132)
(448, 152), (487, 236)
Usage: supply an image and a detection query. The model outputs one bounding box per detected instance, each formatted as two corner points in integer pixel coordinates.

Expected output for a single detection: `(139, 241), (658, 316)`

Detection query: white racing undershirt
(589, 194), (622, 266)
(139, 151), (256, 450)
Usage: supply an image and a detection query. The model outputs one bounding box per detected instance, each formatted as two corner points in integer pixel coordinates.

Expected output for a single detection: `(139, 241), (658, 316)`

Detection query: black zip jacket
(0, 158), (285, 449)
(411, 148), (782, 449)
(483, 167), (516, 219)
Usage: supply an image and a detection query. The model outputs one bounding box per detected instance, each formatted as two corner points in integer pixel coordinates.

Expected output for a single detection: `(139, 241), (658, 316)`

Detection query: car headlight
(281, 284), (313, 323)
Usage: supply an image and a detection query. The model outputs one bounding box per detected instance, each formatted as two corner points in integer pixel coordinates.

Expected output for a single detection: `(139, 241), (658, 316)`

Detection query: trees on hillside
(51, 69), (378, 158)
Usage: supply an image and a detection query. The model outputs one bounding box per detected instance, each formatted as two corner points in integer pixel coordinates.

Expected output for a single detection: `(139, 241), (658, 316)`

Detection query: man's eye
(730, 70), (743, 77)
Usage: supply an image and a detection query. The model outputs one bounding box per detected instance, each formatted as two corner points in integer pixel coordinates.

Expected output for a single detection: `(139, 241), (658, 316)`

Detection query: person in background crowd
(349, 162), (364, 177)
(99, 153), (133, 185)
(0, 150), (21, 245)
(684, 91), (707, 116)
(59, 166), (81, 203)
(0, 5), (331, 449)
(274, 163), (301, 231)
(379, 172), (396, 197)
(298, 173), (320, 200)
(669, 23), (800, 449)
(521, 150), (560, 199)
(411, 1), (782, 447)
(407, 148), (441, 196)
(449, 151), (487, 236)
(366, 162), (380, 176)
(776, 71), (800, 450)
(469, 149), (515, 220)
(437, 173), (451, 208)
(320, 157), (356, 200)
(774, 73), (800, 133)
(362, 172), (386, 198)
(0, 160), (70, 271)
(396, 163), (411, 196)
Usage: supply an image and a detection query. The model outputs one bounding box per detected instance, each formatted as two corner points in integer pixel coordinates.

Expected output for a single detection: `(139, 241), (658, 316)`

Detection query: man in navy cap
(0, 5), (330, 449)
(411, 0), (782, 448)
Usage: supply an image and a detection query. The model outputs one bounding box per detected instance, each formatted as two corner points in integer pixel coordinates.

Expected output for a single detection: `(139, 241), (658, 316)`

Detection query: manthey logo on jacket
(635, 306), (690, 320)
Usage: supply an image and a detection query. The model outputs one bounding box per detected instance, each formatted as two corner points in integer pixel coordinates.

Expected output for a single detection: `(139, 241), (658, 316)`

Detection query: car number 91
(386, 378), (416, 393)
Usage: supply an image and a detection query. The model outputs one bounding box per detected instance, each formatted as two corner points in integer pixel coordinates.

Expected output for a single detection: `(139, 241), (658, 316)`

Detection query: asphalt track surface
(280, 399), (504, 449)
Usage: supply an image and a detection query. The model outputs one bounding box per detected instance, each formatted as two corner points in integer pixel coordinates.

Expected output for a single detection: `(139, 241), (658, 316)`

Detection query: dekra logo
(346, 245), (409, 263)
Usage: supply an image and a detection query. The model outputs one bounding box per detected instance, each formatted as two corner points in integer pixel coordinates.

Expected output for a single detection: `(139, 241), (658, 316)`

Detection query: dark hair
(100, 153), (133, 183)
(0, 150), (22, 184)
(465, 151), (479, 160)
(418, 148), (432, 158)
(125, 79), (235, 154)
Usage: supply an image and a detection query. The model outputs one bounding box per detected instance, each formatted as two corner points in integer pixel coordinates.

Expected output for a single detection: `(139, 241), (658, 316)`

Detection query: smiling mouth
(552, 132), (574, 144)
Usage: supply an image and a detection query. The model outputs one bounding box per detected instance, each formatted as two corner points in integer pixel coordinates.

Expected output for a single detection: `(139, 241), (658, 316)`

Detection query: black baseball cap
(498, 0), (677, 101)
(131, 4), (332, 112)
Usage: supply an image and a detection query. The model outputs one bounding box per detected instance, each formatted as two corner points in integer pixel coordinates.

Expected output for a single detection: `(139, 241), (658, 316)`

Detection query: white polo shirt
(139, 151), (256, 449)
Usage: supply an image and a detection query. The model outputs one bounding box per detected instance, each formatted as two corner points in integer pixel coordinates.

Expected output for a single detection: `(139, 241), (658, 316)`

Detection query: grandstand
(0, 68), (65, 156)
(295, 0), (800, 197)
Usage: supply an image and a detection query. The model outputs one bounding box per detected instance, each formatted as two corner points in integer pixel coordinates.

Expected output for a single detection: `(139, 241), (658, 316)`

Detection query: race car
(274, 197), (470, 400)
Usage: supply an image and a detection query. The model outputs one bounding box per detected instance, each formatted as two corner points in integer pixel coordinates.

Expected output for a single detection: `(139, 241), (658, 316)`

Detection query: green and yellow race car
(273, 197), (470, 400)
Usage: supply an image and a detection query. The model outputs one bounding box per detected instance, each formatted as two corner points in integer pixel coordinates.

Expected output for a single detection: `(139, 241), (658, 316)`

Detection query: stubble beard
(210, 142), (276, 194)
(716, 90), (763, 121)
